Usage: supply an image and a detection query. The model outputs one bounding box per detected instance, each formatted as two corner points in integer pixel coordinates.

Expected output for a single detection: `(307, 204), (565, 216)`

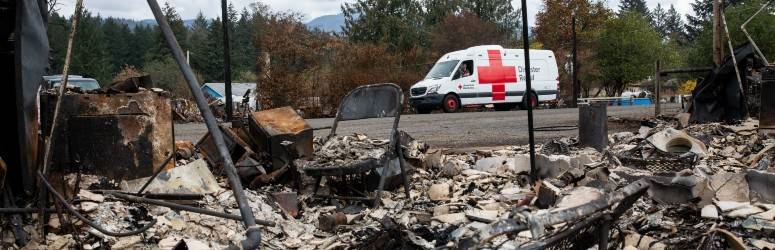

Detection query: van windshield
(425, 60), (459, 79)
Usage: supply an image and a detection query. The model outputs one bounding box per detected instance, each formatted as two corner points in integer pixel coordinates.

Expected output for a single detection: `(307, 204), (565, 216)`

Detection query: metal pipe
(38, 172), (156, 237)
(0, 207), (56, 214)
(520, 0), (538, 183)
(222, 0), (233, 121)
(92, 190), (205, 200)
(478, 179), (650, 247)
(721, 12), (745, 95)
(741, 1), (770, 65)
(659, 67), (714, 75)
(106, 192), (276, 227)
(145, 1), (262, 247)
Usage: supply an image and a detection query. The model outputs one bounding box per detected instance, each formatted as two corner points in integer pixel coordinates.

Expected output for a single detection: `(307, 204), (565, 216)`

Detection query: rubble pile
(4, 114), (775, 249)
(606, 118), (775, 249)
(172, 98), (203, 123)
(309, 133), (390, 169)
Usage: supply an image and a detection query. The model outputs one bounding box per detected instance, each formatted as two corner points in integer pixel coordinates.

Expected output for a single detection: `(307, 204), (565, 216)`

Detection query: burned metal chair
(521, 180), (650, 250)
(303, 83), (410, 206)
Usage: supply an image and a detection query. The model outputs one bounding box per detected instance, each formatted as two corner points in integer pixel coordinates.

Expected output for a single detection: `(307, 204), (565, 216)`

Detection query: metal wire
(533, 125), (579, 132)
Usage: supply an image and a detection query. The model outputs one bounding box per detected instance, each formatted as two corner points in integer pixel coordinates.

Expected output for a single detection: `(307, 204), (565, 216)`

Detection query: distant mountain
(118, 14), (345, 32)
(305, 14), (345, 33)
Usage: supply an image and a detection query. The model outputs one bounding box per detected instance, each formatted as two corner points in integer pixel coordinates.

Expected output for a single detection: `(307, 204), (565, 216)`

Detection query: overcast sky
(57, 0), (693, 27)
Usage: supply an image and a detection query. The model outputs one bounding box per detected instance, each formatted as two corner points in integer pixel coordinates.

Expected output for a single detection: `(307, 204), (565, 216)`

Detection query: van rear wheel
(442, 94), (460, 113)
(520, 91), (539, 110)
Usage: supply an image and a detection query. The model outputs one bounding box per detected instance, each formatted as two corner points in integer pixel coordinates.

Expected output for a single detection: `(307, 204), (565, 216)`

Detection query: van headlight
(427, 84), (441, 94)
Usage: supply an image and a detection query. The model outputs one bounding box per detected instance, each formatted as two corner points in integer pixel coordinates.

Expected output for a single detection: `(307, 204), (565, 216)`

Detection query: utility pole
(712, 0), (723, 66)
(222, 0), (233, 121)
(655, 60), (661, 117)
(571, 15), (579, 108)
(520, 0), (537, 183)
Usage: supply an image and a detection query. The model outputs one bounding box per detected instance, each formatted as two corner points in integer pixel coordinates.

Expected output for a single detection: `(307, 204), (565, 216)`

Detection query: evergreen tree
(422, 0), (462, 27)
(232, 7), (256, 76)
(461, 0), (520, 41)
(619, 0), (649, 17)
(651, 3), (667, 38)
(684, 0), (743, 42)
(342, 0), (426, 51)
(187, 12), (210, 78)
(145, 2), (188, 63)
(203, 17), (225, 81)
(47, 12), (69, 73)
(664, 5), (683, 41)
(102, 17), (133, 76)
(69, 11), (112, 84)
(128, 24), (152, 68)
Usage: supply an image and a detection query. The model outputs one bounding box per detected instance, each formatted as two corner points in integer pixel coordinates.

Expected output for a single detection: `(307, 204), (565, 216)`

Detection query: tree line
(47, 0), (775, 114)
(48, 2), (257, 99)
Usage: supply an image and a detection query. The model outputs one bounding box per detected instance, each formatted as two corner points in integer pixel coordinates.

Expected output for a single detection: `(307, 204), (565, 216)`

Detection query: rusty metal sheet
(248, 107), (313, 167)
(272, 192), (299, 218)
(197, 125), (257, 171)
(40, 91), (174, 180)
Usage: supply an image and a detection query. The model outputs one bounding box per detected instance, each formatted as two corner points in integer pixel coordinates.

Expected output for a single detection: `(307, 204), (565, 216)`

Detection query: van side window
(453, 60), (474, 80)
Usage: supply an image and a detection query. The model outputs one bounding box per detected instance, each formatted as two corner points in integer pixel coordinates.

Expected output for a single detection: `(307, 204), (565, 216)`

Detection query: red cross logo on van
(477, 50), (518, 101)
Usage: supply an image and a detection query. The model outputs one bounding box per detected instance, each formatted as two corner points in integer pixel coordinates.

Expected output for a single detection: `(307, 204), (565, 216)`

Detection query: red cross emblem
(477, 50), (518, 101)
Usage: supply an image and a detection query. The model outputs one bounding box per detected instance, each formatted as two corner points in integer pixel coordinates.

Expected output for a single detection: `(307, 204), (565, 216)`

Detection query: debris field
(3, 105), (775, 249)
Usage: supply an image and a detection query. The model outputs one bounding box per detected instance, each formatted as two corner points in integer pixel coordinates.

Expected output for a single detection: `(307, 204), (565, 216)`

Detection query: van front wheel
(442, 94), (460, 113)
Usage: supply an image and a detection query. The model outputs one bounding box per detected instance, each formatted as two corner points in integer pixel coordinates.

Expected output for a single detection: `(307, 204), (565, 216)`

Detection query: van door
(476, 50), (518, 104)
(452, 60), (476, 105)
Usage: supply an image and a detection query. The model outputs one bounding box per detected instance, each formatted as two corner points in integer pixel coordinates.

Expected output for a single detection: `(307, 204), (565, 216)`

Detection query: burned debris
(4, 0), (775, 249)
(10, 109), (775, 249)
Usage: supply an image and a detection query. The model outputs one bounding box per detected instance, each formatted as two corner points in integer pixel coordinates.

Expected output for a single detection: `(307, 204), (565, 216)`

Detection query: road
(174, 104), (681, 148)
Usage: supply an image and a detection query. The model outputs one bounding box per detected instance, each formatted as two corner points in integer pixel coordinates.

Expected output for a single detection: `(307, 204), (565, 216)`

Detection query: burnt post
(222, 0), (233, 121)
(713, 0), (723, 66)
(571, 15), (579, 108)
(761, 66), (775, 131)
(655, 60), (661, 117)
(520, 0), (538, 183)
(579, 102), (607, 151)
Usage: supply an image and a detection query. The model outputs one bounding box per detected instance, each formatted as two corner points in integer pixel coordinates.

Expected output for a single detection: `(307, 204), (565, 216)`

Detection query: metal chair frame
(305, 83), (411, 206)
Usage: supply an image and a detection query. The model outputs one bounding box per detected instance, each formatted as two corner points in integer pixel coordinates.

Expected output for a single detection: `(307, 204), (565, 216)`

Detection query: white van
(409, 45), (560, 113)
